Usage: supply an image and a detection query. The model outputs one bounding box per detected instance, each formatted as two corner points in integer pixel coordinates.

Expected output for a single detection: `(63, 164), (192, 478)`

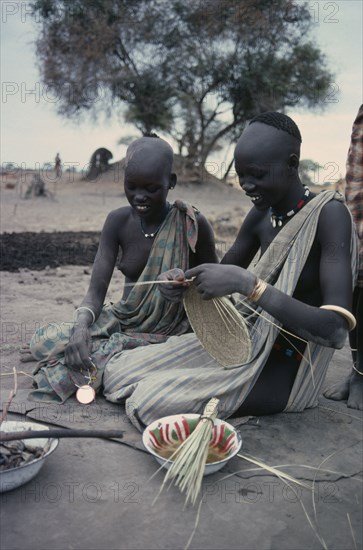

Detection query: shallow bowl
(142, 413), (242, 476)
(0, 420), (59, 493)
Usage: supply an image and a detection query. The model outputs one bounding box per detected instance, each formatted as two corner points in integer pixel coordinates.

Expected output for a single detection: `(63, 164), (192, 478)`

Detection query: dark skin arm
(259, 201), (353, 347)
(64, 210), (121, 369)
(186, 201), (354, 349)
(193, 212), (219, 265)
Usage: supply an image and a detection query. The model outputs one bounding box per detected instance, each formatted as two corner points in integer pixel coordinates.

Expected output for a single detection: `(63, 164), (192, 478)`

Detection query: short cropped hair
(125, 134), (174, 172)
(249, 112), (302, 143)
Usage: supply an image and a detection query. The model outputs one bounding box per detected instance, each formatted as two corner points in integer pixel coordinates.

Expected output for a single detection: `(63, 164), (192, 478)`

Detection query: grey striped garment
(103, 191), (358, 431)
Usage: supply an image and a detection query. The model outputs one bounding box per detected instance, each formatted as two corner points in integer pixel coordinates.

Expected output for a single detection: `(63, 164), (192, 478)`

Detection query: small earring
(170, 186), (174, 189)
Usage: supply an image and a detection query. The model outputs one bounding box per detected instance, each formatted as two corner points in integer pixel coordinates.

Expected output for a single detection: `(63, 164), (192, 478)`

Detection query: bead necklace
(140, 204), (171, 238)
(140, 219), (164, 238)
(270, 186), (310, 228)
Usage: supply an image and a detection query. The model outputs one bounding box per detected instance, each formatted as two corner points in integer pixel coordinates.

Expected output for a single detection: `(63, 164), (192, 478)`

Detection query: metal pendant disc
(76, 385), (96, 404)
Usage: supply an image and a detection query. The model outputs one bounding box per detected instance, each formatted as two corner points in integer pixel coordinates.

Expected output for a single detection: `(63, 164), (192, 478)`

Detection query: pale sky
(1, 0), (362, 183)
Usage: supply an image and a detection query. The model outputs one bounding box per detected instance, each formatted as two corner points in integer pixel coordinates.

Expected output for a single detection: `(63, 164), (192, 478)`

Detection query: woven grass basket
(183, 284), (252, 367)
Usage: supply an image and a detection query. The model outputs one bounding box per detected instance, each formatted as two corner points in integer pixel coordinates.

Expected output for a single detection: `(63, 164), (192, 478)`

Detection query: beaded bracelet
(247, 278), (268, 302)
(74, 306), (96, 325)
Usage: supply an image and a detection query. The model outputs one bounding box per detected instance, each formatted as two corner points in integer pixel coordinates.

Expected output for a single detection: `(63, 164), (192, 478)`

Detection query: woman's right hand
(64, 324), (93, 371)
(157, 268), (191, 303)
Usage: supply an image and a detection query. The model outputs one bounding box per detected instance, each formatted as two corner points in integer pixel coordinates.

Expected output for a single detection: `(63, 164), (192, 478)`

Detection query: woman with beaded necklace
(189, 112), (357, 416)
(101, 112), (358, 428)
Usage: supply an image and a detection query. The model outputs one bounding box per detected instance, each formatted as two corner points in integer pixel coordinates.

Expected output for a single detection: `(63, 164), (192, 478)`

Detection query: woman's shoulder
(193, 210), (215, 241)
(318, 195), (351, 223)
(105, 206), (133, 224)
(194, 209), (209, 224)
(239, 205), (268, 232)
(101, 207), (133, 237)
(317, 195), (353, 242)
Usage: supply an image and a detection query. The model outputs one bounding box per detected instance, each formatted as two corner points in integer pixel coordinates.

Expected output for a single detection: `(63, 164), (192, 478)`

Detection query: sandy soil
(0, 169), (248, 233)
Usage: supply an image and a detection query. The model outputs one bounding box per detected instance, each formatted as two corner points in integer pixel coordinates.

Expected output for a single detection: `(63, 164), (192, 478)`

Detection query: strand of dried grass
(214, 297), (260, 336)
(236, 453), (312, 490)
(347, 513), (358, 550)
(213, 297), (263, 340)
(184, 498), (203, 550)
(219, 463), (362, 482)
(213, 298), (237, 329)
(122, 278), (194, 288)
(235, 297), (315, 386)
(0, 367), (18, 425)
(155, 398), (219, 507)
(312, 441), (362, 527)
(235, 453), (328, 549)
(184, 455), (358, 550)
(213, 297), (246, 335)
(0, 371), (33, 379)
(283, 476), (328, 549)
(229, 455), (361, 547)
(236, 296), (311, 354)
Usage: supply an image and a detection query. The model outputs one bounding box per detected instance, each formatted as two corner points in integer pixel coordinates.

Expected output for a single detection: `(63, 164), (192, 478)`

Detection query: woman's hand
(185, 264), (256, 300)
(157, 268), (191, 303)
(64, 324), (93, 370)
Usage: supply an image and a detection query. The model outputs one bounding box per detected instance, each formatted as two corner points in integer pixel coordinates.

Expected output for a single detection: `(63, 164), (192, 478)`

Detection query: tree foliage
(31, 0), (334, 172)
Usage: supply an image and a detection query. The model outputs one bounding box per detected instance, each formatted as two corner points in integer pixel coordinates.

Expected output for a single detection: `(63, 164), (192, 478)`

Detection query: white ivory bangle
(320, 305), (356, 331)
(352, 364), (363, 376)
(74, 306), (96, 325)
(247, 278), (268, 302)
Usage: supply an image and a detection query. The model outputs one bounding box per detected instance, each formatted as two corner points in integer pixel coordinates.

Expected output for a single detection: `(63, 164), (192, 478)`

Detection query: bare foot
(324, 371), (363, 411)
(19, 344), (36, 363)
(323, 375), (350, 401)
(347, 372), (363, 411)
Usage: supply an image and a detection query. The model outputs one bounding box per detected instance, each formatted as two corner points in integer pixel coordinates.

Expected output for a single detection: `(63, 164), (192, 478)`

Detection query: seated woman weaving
(28, 134), (217, 403)
(101, 112), (357, 429)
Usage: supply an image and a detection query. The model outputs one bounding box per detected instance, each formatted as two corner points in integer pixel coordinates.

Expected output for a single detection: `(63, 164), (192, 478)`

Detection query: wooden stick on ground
(0, 429), (125, 442)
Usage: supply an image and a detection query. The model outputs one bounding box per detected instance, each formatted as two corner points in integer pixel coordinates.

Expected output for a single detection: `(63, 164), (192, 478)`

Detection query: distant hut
(85, 148), (113, 180)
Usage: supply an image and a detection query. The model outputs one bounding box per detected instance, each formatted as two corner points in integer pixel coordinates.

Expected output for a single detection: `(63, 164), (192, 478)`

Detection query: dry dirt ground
(0, 168), (247, 268)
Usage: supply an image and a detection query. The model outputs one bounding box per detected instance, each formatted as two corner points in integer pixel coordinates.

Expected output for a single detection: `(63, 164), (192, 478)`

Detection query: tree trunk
(222, 157), (235, 181)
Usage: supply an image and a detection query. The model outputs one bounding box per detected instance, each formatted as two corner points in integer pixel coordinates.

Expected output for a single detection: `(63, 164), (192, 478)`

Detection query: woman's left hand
(185, 264), (256, 299)
(157, 268), (191, 302)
